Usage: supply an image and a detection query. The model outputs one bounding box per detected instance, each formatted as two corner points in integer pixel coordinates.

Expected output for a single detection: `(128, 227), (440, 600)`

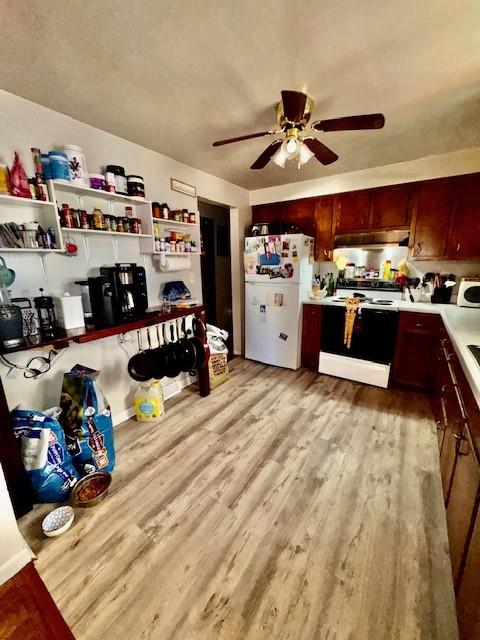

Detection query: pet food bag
(208, 352), (230, 389)
(12, 407), (79, 503)
(59, 364), (115, 475)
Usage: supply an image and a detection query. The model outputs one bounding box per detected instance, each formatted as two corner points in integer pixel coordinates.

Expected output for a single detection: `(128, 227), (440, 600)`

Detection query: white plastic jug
(134, 381), (164, 422)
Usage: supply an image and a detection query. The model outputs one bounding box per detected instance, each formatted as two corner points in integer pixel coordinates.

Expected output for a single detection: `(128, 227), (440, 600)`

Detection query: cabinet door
(284, 198), (315, 236)
(370, 185), (411, 230)
(334, 191), (371, 234)
(251, 202), (285, 224)
(314, 196), (334, 261)
(411, 180), (456, 259)
(301, 305), (323, 370)
(448, 174), (480, 260)
(392, 313), (439, 391)
(446, 431), (480, 586)
(457, 501), (480, 639)
(432, 343), (450, 452)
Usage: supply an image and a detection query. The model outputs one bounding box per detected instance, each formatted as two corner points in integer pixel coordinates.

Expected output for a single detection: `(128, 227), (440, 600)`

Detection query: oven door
(320, 305), (398, 365)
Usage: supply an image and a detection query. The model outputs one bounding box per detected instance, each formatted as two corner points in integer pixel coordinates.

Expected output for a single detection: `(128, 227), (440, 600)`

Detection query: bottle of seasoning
(182, 209), (189, 223)
(159, 237), (166, 252)
(105, 171), (116, 193)
(170, 238), (176, 252)
(59, 203), (73, 228)
(116, 217), (124, 233)
(137, 218), (142, 234)
(123, 217), (131, 233)
(161, 203), (169, 219)
(110, 216), (117, 232)
(104, 215), (112, 232)
(383, 260), (392, 280)
(70, 208), (81, 228)
(125, 205), (134, 218)
(346, 263), (355, 278)
(79, 209), (89, 230)
(326, 273), (335, 297)
(189, 211), (196, 224)
(152, 202), (161, 219)
(131, 218), (139, 234)
(92, 207), (105, 231)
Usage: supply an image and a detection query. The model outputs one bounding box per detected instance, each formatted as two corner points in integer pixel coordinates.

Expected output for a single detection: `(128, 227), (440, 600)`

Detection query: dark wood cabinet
(410, 179), (457, 259)
(448, 174), (480, 260)
(301, 304), (323, 370)
(284, 198), (315, 236)
(392, 312), (440, 391)
(446, 430), (480, 586)
(457, 503), (480, 639)
(370, 185), (411, 229)
(334, 191), (371, 234)
(251, 202), (285, 224)
(313, 196), (334, 261)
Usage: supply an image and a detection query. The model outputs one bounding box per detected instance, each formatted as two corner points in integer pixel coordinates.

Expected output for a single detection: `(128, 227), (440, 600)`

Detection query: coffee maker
(88, 264), (148, 327)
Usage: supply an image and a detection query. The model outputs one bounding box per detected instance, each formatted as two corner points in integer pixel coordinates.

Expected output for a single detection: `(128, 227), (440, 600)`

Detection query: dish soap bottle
(134, 381), (164, 422)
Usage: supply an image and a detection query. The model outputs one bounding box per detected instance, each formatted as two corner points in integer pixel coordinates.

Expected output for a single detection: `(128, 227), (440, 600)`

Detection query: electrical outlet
(189, 272), (195, 284)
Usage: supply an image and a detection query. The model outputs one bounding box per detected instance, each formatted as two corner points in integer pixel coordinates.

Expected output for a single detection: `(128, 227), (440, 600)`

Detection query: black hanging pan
(176, 317), (197, 372)
(128, 330), (152, 381)
(186, 315), (204, 368)
(150, 324), (166, 380)
(163, 322), (182, 378)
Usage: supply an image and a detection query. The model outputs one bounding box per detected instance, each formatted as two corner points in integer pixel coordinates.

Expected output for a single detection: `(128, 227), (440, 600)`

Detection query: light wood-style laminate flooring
(19, 358), (458, 640)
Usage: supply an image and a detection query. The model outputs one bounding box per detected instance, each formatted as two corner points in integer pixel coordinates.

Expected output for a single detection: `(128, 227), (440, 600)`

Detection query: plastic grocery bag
(11, 407), (79, 503)
(59, 364), (115, 475)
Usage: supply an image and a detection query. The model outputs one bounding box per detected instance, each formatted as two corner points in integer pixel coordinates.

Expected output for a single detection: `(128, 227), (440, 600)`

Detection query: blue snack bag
(12, 407), (79, 503)
(59, 364), (115, 475)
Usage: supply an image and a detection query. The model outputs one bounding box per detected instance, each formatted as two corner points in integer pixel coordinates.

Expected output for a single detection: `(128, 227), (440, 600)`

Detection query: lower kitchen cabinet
(392, 312), (440, 390)
(456, 505), (480, 639)
(301, 304), (323, 370)
(445, 430), (480, 586)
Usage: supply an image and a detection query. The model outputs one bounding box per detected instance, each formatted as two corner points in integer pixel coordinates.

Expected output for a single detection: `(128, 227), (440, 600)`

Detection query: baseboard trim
(0, 547), (31, 587)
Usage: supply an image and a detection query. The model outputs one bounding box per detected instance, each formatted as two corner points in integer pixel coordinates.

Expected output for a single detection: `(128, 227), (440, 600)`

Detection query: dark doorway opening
(199, 200), (233, 353)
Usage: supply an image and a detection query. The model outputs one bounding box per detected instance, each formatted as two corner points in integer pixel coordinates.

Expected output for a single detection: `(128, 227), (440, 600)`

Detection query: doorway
(199, 200), (233, 353)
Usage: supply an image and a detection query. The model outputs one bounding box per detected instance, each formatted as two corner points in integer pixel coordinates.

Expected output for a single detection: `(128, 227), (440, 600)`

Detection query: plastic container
(49, 152), (70, 181)
(92, 207), (105, 230)
(134, 381), (164, 421)
(105, 165), (127, 195)
(64, 145), (89, 186)
(41, 154), (52, 181)
(89, 173), (106, 190)
(0, 163), (9, 194)
(54, 293), (85, 330)
(127, 175), (145, 199)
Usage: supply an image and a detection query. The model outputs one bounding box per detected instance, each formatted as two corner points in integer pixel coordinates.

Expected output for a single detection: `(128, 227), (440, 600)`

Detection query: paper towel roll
(158, 254), (191, 272)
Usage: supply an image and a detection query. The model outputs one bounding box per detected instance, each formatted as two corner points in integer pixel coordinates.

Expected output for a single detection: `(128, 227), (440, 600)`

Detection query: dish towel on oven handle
(344, 297), (360, 349)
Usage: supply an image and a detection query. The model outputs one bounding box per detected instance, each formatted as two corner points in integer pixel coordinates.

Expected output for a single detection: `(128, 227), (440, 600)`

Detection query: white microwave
(457, 278), (480, 308)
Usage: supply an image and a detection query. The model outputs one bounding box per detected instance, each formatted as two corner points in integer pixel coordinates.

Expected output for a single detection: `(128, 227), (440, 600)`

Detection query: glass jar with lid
(92, 207), (105, 231)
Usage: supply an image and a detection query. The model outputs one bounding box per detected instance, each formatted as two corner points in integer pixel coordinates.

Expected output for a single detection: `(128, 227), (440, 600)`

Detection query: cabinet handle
(415, 242), (423, 256)
(456, 242), (461, 253)
(454, 432), (469, 456)
(415, 323), (424, 328)
(441, 384), (449, 393)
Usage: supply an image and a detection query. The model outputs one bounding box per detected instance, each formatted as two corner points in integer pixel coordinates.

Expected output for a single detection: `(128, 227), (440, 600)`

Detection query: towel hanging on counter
(344, 297), (360, 349)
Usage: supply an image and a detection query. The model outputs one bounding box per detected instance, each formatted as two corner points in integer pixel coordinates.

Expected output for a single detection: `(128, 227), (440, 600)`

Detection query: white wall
(249, 147), (480, 204)
(0, 90), (250, 418)
(0, 464), (31, 585)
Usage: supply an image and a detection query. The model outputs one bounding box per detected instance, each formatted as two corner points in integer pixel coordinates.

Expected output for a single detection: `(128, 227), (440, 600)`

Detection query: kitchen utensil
(71, 471), (112, 507)
(128, 330), (152, 381)
(149, 324), (166, 380)
(34, 288), (57, 340)
(163, 322), (181, 378)
(406, 284), (414, 303)
(176, 317), (197, 372)
(186, 316), (205, 368)
(0, 257), (15, 287)
(42, 505), (74, 537)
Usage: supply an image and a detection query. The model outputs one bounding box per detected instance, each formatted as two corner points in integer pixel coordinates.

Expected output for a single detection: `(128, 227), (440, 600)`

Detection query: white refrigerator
(244, 234), (314, 369)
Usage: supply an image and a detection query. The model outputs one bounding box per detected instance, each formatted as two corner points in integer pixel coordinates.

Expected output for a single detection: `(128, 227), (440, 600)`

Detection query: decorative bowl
(71, 472), (112, 507)
(42, 505), (74, 537)
(309, 289), (328, 301)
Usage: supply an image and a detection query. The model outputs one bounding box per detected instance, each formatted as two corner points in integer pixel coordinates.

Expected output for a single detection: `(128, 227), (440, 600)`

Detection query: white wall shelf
(0, 194), (54, 208)
(0, 247), (64, 253)
(157, 251), (200, 256)
(50, 180), (151, 206)
(153, 218), (198, 228)
(63, 228), (152, 239)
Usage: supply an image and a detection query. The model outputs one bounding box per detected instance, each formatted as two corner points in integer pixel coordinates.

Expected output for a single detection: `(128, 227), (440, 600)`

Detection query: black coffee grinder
(0, 286), (25, 350)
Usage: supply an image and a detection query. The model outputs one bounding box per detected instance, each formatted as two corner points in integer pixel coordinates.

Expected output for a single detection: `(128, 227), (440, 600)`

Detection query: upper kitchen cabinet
(448, 173), (480, 260)
(334, 190), (371, 234)
(251, 202), (286, 224)
(410, 178), (457, 260)
(284, 198), (315, 236)
(370, 185), (411, 230)
(314, 196), (334, 261)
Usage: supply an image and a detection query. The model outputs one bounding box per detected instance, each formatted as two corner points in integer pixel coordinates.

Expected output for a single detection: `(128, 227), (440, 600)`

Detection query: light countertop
(304, 298), (480, 409)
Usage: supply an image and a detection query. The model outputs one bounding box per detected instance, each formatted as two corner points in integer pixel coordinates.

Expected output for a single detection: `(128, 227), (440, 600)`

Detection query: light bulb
(285, 138), (298, 155)
(298, 141), (315, 167)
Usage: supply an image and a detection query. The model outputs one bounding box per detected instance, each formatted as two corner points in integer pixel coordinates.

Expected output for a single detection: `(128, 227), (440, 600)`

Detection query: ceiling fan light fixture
(271, 143), (288, 168)
(298, 141), (315, 167)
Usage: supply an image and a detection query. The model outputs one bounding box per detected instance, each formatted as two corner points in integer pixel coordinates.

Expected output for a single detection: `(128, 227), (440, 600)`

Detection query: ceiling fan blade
(281, 90), (308, 122)
(313, 113), (385, 132)
(303, 138), (338, 165)
(212, 131), (275, 147)
(251, 140), (283, 170)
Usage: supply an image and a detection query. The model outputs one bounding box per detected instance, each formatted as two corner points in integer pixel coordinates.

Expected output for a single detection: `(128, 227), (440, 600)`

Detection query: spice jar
(169, 238), (176, 252)
(104, 215), (112, 232)
(189, 211), (196, 224)
(116, 217), (124, 233)
(59, 203), (73, 228)
(152, 202), (161, 219)
(182, 209), (189, 223)
(105, 171), (116, 193)
(125, 206), (134, 218)
(70, 209), (81, 229)
(92, 207), (105, 231)
(105, 165), (127, 195)
(130, 218), (139, 234)
(160, 237), (166, 252)
(110, 216), (117, 232)
(123, 217), (130, 233)
(79, 210), (89, 230)
(161, 203), (169, 219)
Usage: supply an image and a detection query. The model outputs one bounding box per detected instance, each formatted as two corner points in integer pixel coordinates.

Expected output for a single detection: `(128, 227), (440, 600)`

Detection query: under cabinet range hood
(334, 229), (410, 249)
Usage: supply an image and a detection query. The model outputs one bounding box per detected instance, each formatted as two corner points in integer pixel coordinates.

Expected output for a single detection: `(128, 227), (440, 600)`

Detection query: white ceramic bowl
(309, 289), (328, 301)
(42, 505), (74, 537)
